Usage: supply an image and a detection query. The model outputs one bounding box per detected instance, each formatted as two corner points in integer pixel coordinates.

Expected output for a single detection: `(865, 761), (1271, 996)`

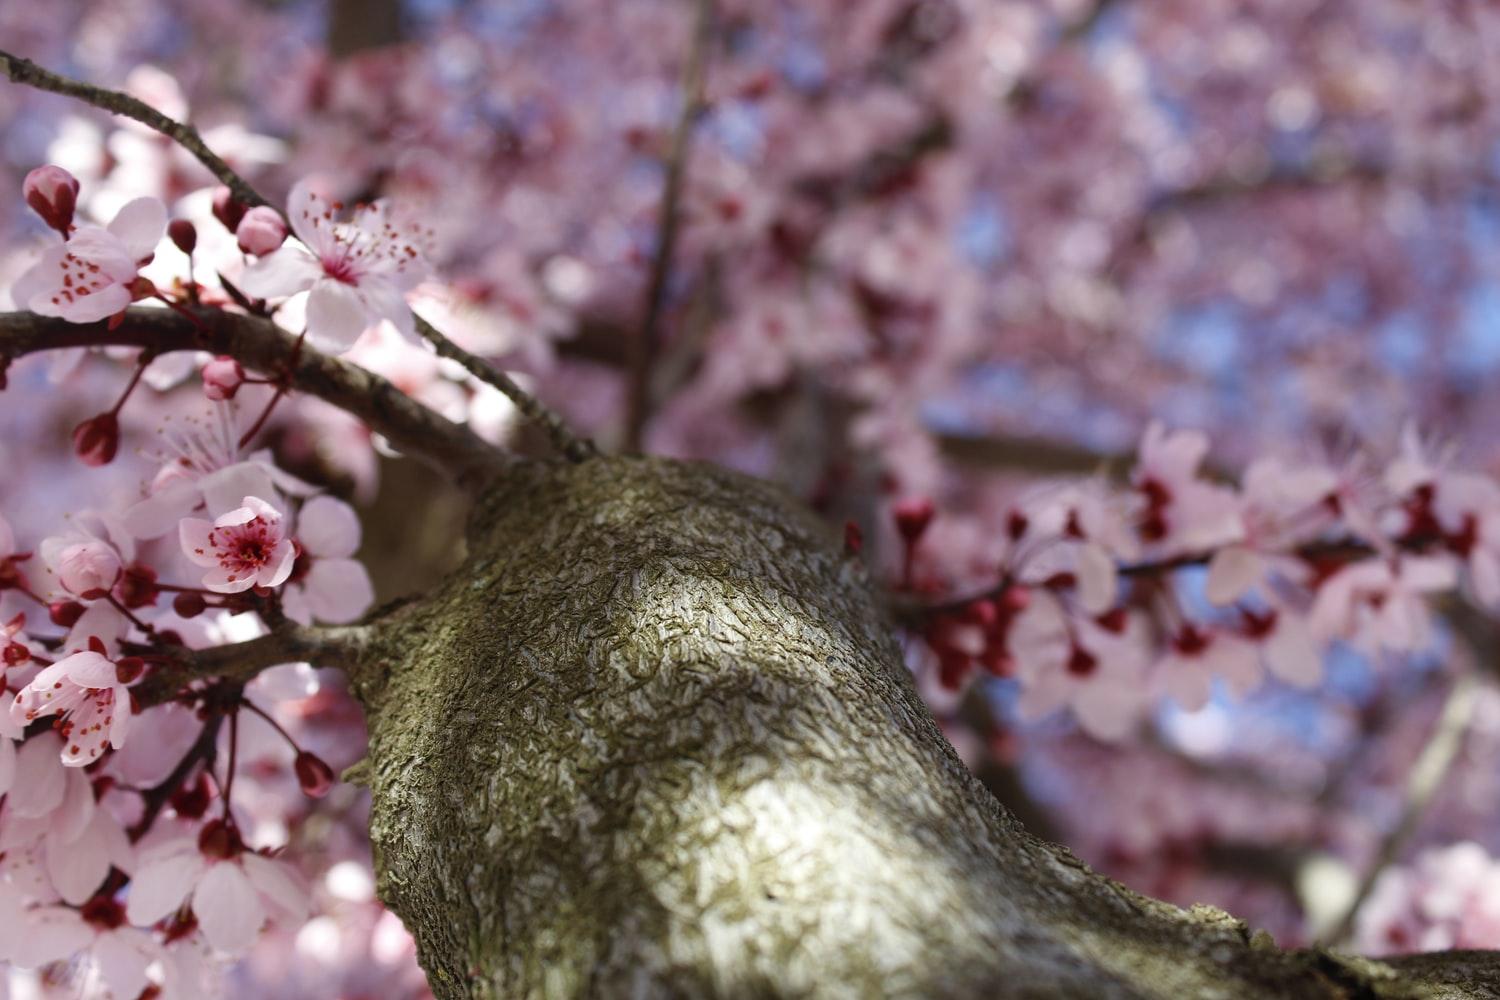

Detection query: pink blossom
(1307, 556), (1458, 656)
(23, 164), (80, 235)
(40, 531), (127, 599)
(10, 196), (166, 323)
(121, 403), (312, 540)
(1153, 624), (1263, 711)
(8, 897), (161, 998)
(1009, 593), (1149, 740)
(180, 495), (296, 593)
(10, 643), (137, 766)
(127, 822), (307, 954)
(202, 355), (247, 400)
(236, 205), (288, 255)
(238, 180), (430, 352)
(1132, 422), (1244, 553)
(283, 495), (374, 625)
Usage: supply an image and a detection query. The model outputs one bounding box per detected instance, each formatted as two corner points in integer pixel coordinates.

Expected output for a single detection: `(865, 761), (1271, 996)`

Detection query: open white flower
(238, 180), (430, 352)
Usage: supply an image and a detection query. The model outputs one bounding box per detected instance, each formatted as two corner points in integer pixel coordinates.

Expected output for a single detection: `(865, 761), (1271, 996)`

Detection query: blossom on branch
(239, 180), (430, 352)
(179, 495), (296, 594)
(11, 195), (166, 323)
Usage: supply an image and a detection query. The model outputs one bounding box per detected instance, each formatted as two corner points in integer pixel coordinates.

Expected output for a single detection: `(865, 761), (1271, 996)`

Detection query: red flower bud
(893, 497), (935, 544)
(201, 356), (245, 401)
(843, 520), (863, 556)
(211, 186), (247, 232)
(197, 818), (243, 859)
(49, 600), (85, 627)
(72, 412), (120, 467)
(2, 642), (30, 667)
(24, 165), (80, 236)
(294, 750), (335, 798)
(167, 218), (197, 256)
(172, 592), (208, 618)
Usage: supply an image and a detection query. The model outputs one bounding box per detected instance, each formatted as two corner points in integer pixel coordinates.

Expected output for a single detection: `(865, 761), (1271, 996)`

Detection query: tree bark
(352, 455), (1500, 999)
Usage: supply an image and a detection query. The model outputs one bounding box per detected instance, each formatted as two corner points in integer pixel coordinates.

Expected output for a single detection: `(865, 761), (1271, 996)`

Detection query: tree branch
(134, 622), (371, 709)
(1318, 670), (1480, 948)
(625, 0), (715, 452)
(0, 307), (508, 489)
(0, 47), (597, 465)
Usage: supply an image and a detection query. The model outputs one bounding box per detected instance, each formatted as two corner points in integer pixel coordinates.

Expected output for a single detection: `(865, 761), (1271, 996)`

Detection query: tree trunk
(351, 455), (1500, 999)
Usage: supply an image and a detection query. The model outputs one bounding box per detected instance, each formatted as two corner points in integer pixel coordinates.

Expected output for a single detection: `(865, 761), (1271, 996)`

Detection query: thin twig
(1317, 671), (1479, 948)
(625, 0), (715, 452)
(0, 47), (596, 464)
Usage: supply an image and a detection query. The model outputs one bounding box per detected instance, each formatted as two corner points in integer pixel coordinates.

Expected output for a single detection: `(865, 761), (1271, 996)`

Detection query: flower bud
(201, 356), (245, 401)
(49, 600), (86, 627)
(24, 165), (80, 236)
(167, 218), (197, 256)
(172, 591), (208, 618)
(57, 541), (123, 599)
(211, 186), (247, 232)
(892, 497), (935, 544)
(2, 641), (30, 667)
(294, 750), (335, 798)
(235, 206), (287, 256)
(72, 412), (120, 467)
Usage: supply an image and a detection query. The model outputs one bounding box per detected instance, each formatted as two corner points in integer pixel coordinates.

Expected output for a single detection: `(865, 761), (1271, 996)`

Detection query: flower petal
(305, 280), (372, 353)
(193, 861), (265, 954)
(127, 849), (205, 926)
(297, 495), (361, 558)
(303, 558), (375, 624)
(238, 246), (321, 299)
(106, 196), (168, 261)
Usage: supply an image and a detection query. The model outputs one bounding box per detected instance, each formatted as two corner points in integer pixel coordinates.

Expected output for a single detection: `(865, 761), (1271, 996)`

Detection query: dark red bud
(893, 498), (936, 544)
(211, 186), (247, 232)
(49, 600), (85, 627)
(294, 750), (335, 798)
(167, 219), (197, 256)
(72, 412), (120, 467)
(172, 592), (208, 618)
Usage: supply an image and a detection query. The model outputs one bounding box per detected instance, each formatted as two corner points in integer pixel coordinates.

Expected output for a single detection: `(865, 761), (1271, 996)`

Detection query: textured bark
(354, 455), (1500, 999)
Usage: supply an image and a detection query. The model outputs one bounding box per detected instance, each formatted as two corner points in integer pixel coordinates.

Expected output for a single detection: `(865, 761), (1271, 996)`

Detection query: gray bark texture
(350, 455), (1500, 999)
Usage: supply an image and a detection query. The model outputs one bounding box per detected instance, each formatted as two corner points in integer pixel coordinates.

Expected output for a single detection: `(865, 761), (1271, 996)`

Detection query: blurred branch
(0, 47), (596, 465)
(626, 0), (715, 452)
(1317, 670), (1479, 948)
(327, 0), (404, 58)
(0, 308), (509, 489)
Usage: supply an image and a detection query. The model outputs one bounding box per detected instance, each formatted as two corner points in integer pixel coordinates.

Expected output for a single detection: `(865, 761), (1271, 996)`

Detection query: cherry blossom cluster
(0, 165), (393, 996)
(1355, 842), (1500, 954)
(900, 423), (1492, 741)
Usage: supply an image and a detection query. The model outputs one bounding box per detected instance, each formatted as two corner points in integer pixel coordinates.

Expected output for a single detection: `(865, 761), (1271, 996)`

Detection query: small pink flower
(11, 196), (166, 324)
(48, 538), (124, 598)
(10, 897), (160, 998)
(201, 356), (246, 401)
(179, 495), (295, 593)
(282, 495), (374, 624)
(1154, 623), (1262, 711)
(126, 821), (306, 954)
(235, 206), (288, 255)
(10, 641), (136, 767)
(238, 180), (430, 352)
(23, 164), (80, 236)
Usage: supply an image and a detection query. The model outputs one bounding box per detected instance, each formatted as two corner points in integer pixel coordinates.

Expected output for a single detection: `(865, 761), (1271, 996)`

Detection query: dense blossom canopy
(3, 0), (1500, 995)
